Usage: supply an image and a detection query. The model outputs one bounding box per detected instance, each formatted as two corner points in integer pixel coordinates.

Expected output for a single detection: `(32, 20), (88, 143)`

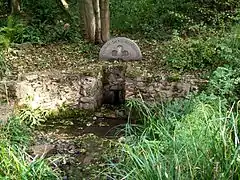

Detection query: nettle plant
(207, 66), (240, 103)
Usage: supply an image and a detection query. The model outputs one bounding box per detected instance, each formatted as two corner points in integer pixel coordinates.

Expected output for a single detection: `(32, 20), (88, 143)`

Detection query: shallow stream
(33, 106), (128, 179)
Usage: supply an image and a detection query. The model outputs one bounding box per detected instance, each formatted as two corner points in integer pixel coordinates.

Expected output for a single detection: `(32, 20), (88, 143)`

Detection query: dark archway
(102, 65), (126, 105)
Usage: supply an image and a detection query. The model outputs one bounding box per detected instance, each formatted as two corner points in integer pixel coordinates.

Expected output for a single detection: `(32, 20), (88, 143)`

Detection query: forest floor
(4, 39), (203, 81)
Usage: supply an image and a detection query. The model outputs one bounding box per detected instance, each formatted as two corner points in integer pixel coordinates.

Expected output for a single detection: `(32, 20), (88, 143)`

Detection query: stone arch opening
(102, 65), (126, 105)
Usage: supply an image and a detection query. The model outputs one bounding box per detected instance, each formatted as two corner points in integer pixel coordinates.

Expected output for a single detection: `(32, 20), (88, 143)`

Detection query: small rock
(25, 74), (38, 81)
(30, 144), (56, 158)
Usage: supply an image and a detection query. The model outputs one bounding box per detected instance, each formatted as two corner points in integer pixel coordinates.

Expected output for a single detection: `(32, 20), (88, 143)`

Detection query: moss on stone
(47, 105), (93, 120)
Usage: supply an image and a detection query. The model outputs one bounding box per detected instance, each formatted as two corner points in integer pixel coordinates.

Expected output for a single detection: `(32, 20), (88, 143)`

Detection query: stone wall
(16, 71), (102, 110)
(0, 68), (207, 110)
(79, 76), (103, 110)
(125, 77), (198, 101)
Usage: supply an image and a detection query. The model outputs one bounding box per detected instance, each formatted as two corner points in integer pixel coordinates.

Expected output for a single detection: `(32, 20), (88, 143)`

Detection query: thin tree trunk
(60, 0), (68, 9)
(83, 0), (96, 43)
(93, 0), (102, 44)
(100, 0), (110, 43)
(80, 0), (88, 39)
(11, 0), (21, 15)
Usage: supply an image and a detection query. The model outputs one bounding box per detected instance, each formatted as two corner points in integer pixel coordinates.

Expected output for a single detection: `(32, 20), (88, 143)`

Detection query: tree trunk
(83, 0), (96, 43)
(93, 0), (102, 44)
(60, 0), (69, 9)
(11, 0), (21, 15)
(81, 0), (110, 44)
(100, 0), (110, 43)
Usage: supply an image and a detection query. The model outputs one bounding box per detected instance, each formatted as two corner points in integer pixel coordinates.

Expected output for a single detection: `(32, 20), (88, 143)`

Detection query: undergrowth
(110, 0), (240, 39)
(0, 116), (60, 179)
(106, 96), (240, 179)
(106, 66), (240, 179)
(162, 25), (240, 71)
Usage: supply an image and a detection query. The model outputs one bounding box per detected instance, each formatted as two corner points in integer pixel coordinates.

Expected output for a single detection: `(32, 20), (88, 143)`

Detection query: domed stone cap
(99, 37), (142, 60)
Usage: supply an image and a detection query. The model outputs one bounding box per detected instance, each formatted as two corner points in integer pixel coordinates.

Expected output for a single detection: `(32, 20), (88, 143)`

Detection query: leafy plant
(207, 66), (240, 103)
(0, 16), (24, 48)
(18, 0), (81, 43)
(18, 105), (48, 128)
(110, 0), (240, 38)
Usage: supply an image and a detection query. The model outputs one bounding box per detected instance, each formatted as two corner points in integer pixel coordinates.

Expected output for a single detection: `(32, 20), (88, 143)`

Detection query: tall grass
(107, 97), (240, 179)
(0, 116), (60, 179)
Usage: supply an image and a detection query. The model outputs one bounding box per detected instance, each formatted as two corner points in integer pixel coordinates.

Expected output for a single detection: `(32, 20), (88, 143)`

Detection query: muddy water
(34, 108), (128, 179)
(40, 117), (127, 137)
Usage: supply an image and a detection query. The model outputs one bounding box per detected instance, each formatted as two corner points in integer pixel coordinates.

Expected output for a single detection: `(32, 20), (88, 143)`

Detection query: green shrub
(163, 26), (240, 71)
(0, 16), (24, 48)
(206, 66), (240, 103)
(18, 0), (81, 43)
(164, 34), (220, 70)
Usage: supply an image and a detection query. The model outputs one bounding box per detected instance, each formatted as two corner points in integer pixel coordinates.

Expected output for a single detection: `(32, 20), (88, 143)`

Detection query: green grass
(106, 97), (240, 179)
(0, 116), (60, 179)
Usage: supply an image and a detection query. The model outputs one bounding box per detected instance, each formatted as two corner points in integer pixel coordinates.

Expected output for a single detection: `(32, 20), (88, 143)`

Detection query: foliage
(207, 66), (240, 103)
(0, 117), (60, 179)
(1, 0), (238, 42)
(163, 25), (240, 71)
(17, 0), (82, 43)
(111, 0), (240, 38)
(18, 105), (48, 128)
(0, 16), (24, 48)
(0, 1), (9, 15)
(1, 116), (31, 147)
(0, 0), (82, 44)
(107, 97), (240, 179)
